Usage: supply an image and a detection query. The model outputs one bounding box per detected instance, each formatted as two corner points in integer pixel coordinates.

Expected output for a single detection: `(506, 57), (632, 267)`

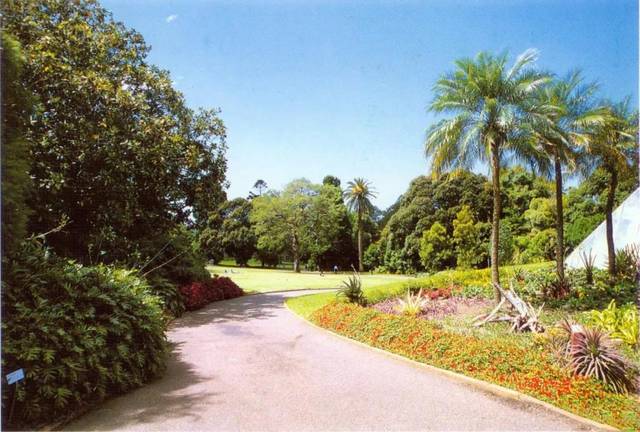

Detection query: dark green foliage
(1, 239), (168, 428)
(373, 171), (492, 273)
(137, 225), (210, 286)
(146, 276), (186, 317)
(337, 273), (366, 305)
(3, 0), (228, 263)
(1, 32), (34, 254)
(218, 198), (257, 266)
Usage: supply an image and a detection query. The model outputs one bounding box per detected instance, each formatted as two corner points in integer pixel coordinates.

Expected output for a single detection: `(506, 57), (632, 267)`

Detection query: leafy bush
(395, 290), (429, 316)
(311, 302), (640, 429)
(588, 301), (639, 348)
(146, 276), (186, 317)
(336, 273), (366, 305)
(179, 276), (243, 311)
(614, 244), (639, 284)
(558, 321), (636, 394)
(136, 225), (211, 287)
(2, 239), (167, 429)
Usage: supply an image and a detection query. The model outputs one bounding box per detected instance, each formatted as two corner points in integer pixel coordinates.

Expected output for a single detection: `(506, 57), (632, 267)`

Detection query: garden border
(284, 301), (618, 432)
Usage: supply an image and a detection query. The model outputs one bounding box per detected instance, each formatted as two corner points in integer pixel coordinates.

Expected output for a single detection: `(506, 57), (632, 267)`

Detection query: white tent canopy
(566, 188), (640, 269)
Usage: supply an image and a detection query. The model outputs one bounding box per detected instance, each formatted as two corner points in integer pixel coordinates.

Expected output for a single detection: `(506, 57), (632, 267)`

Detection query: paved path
(67, 291), (592, 431)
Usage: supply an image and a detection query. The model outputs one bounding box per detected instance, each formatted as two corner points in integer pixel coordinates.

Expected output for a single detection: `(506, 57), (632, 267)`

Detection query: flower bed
(180, 276), (244, 310)
(372, 295), (490, 320)
(310, 302), (640, 430)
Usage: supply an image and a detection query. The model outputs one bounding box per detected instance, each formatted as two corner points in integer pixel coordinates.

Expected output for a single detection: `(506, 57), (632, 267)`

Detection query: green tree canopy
(4, 0), (228, 265)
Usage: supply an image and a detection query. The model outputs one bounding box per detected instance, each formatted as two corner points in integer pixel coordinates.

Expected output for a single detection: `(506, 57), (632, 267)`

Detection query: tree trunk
(554, 150), (565, 281)
(292, 231), (300, 273)
(357, 211), (364, 272)
(490, 142), (502, 302)
(605, 167), (617, 278)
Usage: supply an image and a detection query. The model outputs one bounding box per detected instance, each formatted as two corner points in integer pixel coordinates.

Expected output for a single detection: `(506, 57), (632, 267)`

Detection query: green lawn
(207, 265), (411, 294)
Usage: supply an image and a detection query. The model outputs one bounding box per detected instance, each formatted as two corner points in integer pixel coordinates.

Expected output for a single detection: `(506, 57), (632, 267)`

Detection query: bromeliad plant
(337, 271), (366, 306)
(395, 289), (429, 316)
(558, 320), (636, 394)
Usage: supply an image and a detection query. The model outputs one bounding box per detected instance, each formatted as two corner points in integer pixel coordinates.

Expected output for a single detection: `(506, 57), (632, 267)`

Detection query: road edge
(284, 301), (618, 432)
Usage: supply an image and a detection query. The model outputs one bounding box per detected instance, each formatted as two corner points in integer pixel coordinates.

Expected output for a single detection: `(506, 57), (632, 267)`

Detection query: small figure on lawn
(333, 265), (338, 274)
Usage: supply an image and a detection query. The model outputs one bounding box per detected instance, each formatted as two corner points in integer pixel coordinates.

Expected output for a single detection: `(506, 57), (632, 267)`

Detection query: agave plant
(337, 272), (366, 306)
(559, 320), (636, 393)
(395, 290), (429, 317)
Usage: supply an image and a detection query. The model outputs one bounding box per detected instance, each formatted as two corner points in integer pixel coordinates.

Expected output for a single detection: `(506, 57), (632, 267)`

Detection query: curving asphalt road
(67, 291), (593, 431)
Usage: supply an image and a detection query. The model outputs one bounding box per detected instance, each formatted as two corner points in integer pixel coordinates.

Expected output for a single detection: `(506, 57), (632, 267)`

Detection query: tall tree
(344, 178), (376, 272)
(531, 71), (605, 280)
(425, 49), (550, 301)
(1, 33), (34, 255)
(583, 100), (637, 277)
(251, 179), (343, 272)
(4, 0), (227, 263)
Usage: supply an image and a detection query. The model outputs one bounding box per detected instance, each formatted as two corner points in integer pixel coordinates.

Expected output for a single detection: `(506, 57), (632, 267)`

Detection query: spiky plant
(337, 272), (366, 306)
(613, 243), (640, 284)
(395, 290), (429, 317)
(579, 249), (596, 286)
(559, 321), (636, 393)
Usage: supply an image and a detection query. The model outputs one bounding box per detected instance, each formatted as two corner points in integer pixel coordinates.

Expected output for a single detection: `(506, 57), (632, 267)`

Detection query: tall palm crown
(425, 49), (551, 298)
(582, 99), (637, 277)
(344, 178), (376, 216)
(344, 178), (376, 272)
(530, 71), (607, 280)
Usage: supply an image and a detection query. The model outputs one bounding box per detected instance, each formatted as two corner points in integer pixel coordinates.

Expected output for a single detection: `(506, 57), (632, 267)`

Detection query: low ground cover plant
(180, 276), (244, 310)
(310, 302), (640, 430)
(2, 239), (168, 429)
(588, 300), (639, 348)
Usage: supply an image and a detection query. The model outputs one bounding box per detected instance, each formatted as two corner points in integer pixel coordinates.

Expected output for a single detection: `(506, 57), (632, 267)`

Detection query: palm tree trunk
(554, 151), (565, 281)
(490, 142), (501, 301)
(357, 211), (363, 272)
(605, 167), (617, 278)
(292, 231), (300, 273)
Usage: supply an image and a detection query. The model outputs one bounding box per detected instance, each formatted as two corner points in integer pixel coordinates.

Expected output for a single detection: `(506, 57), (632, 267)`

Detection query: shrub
(614, 244), (640, 284)
(337, 273), (366, 305)
(179, 276), (243, 311)
(395, 290), (429, 316)
(2, 239), (167, 429)
(558, 321), (636, 394)
(146, 276), (186, 317)
(588, 301), (639, 348)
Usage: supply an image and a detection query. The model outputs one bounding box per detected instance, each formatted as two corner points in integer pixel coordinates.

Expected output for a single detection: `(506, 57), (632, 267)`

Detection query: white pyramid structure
(566, 188), (640, 269)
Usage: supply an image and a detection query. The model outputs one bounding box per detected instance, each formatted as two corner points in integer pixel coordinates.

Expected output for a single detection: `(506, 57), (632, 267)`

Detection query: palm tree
(582, 99), (637, 278)
(425, 49), (551, 301)
(531, 71), (607, 281)
(344, 178), (376, 272)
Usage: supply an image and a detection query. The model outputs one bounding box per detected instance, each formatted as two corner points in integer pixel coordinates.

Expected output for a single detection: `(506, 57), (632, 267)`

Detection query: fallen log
(473, 281), (544, 333)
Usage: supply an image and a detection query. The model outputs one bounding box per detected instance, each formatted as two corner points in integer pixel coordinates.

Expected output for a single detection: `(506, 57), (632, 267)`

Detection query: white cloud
(165, 14), (178, 23)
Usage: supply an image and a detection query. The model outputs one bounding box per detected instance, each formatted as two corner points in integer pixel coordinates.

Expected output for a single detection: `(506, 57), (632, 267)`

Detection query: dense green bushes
(1, 240), (168, 429)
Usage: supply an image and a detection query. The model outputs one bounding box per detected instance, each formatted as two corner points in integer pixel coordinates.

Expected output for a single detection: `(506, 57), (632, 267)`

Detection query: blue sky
(102, 0), (638, 208)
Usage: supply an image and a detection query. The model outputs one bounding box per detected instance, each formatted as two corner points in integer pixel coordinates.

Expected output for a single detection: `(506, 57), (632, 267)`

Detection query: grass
(207, 265), (410, 294)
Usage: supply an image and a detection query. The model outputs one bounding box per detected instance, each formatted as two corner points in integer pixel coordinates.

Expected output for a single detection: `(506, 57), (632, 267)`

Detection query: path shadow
(172, 292), (290, 329)
(65, 341), (218, 431)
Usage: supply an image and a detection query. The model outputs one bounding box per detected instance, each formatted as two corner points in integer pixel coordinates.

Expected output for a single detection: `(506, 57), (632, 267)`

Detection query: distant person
(333, 265), (338, 274)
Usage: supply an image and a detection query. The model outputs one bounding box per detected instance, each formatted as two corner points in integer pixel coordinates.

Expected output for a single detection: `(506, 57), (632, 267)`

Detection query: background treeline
(205, 164), (637, 275)
(2, 0), (231, 427)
